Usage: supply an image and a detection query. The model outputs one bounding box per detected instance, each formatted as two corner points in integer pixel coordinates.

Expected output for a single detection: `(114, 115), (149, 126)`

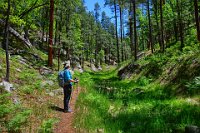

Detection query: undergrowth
(75, 42), (200, 133)
(0, 48), (60, 132)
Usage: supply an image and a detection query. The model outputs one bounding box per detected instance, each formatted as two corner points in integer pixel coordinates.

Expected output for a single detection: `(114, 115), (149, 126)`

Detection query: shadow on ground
(49, 105), (64, 112)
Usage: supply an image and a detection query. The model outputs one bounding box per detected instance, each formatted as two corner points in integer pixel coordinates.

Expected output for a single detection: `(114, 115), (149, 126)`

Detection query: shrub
(7, 110), (32, 132)
(185, 76), (200, 95)
(38, 118), (59, 133)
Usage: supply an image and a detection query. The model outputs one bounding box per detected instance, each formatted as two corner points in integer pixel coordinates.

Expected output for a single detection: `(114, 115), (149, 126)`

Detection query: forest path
(54, 85), (81, 133)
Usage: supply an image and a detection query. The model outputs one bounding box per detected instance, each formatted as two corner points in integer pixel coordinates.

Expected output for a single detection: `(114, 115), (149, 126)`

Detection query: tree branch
(19, 1), (49, 19)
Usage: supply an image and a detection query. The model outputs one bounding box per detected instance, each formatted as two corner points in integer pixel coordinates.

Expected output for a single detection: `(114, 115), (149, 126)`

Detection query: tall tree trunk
(48, 0), (54, 67)
(120, 6), (124, 62)
(54, 17), (58, 58)
(66, 11), (70, 61)
(160, 0), (164, 52)
(2, 0), (11, 82)
(132, 0), (137, 61)
(114, 0), (120, 63)
(153, 0), (161, 49)
(194, 0), (200, 42)
(147, 0), (153, 53)
(177, 0), (184, 50)
(129, 3), (134, 56)
(57, 12), (62, 71)
(123, 22), (127, 60)
(173, 18), (178, 42)
(54, 7), (58, 49)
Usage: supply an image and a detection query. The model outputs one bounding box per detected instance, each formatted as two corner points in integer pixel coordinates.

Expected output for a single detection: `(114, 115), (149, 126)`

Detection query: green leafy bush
(7, 110), (32, 132)
(185, 76), (200, 94)
(21, 86), (34, 94)
(38, 118), (59, 133)
(137, 76), (151, 86)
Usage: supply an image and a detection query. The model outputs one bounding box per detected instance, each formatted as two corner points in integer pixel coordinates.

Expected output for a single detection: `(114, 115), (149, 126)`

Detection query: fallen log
(0, 19), (32, 48)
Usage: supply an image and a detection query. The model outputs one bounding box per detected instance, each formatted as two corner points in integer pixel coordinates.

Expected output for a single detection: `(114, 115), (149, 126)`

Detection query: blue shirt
(64, 69), (72, 85)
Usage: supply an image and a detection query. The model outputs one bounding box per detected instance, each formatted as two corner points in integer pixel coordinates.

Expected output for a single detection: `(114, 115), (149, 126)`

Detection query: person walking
(63, 63), (77, 113)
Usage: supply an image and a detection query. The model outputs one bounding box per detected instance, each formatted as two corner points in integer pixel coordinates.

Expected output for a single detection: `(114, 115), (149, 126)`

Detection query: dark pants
(63, 84), (72, 111)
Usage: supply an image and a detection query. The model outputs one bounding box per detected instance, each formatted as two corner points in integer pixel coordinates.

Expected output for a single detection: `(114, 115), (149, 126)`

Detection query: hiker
(63, 62), (78, 113)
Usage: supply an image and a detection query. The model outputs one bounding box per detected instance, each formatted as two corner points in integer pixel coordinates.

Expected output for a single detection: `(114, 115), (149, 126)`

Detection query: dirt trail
(54, 86), (80, 133)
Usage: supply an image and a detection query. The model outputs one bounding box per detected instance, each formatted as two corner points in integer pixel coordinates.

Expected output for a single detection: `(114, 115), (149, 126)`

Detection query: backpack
(58, 70), (65, 87)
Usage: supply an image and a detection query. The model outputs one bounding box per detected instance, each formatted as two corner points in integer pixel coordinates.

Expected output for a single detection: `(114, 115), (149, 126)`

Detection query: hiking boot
(64, 108), (72, 113)
(67, 108), (72, 113)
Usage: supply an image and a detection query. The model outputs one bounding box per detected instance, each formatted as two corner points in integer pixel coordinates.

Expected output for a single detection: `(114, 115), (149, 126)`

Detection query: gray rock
(91, 64), (97, 71)
(118, 63), (140, 80)
(185, 125), (200, 133)
(76, 63), (82, 69)
(39, 67), (53, 75)
(19, 60), (28, 66)
(98, 66), (102, 71)
(0, 80), (16, 92)
(41, 80), (54, 88)
(79, 68), (84, 73)
(16, 68), (22, 72)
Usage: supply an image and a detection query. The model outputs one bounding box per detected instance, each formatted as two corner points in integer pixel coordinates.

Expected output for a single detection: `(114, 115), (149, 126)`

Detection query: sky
(84, 0), (127, 33)
(84, 0), (113, 20)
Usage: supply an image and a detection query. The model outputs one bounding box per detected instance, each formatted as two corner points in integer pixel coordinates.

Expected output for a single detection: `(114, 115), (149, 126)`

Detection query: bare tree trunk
(2, 0), (11, 82)
(160, 0), (165, 52)
(147, 0), (153, 53)
(194, 0), (200, 42)
(153, 0), (161, 49)
(120, 7), (124, 62)
(40, 8), (46, 49)
(48, 0), (54, 67)
(114, 0), (120, 63)
(54, 14), (58, 58)
(129, 2), (134, 56)
(177, 0), (184, 50)
(132, 0), (137, 61)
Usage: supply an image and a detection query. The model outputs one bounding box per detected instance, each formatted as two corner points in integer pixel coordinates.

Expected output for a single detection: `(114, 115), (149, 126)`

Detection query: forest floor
(53, 86), (81, 133)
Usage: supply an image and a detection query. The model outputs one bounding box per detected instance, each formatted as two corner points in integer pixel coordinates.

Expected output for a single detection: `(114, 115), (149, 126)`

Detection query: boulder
(185, 125), (200, 133)
(16, 68), (22, 72)
(91, 64), (97, 71)
(41, 80), (54, 88)
(79, 68), (84, 73)
(0, 80), (16, 92)
(76, 63), (82, 69)
(98, 66), (102, 71)
(19, 58), (28, 66)
(118, 63), (140, 80)
(39, 66), (53, 75)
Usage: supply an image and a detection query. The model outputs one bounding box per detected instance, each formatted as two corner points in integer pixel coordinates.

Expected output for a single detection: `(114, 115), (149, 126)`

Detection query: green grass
(0, 48), (60, 132)
(74, 43), (200, 133)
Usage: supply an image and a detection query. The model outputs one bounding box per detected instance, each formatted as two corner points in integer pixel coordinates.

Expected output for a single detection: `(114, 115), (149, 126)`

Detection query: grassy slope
(75, 43), (200, 133)
(0, 48), (60, 132)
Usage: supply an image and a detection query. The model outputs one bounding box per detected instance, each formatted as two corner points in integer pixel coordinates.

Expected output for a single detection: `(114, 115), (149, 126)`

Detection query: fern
(7, 110), (32, 132)
(38, 118), (59, 133)
(185, 76), (200, 94)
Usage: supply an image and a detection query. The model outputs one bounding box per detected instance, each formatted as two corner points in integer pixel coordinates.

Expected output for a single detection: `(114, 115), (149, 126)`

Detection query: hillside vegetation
(0, 48), (61, 132)
(74, 43), (200, 133)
